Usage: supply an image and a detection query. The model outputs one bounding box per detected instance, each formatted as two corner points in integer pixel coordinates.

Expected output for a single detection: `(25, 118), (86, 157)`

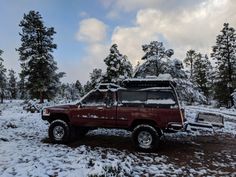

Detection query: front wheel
(132, 124), (159, 152)
(48, 120), (70, 144)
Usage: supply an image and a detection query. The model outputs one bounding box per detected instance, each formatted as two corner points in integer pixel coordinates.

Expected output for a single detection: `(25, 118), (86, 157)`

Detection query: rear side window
(147, 91), (177, 105)
(119, 91), (146, 106)
(118, 90), (177, 107)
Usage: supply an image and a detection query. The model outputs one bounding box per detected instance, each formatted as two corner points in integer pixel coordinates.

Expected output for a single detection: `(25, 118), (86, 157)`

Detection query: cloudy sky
(0, 0), (235, 84)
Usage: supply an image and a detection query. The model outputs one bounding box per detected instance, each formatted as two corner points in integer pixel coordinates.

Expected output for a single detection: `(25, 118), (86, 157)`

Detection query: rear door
(116, 90), (152, 128)
(146, 90), (181, 127)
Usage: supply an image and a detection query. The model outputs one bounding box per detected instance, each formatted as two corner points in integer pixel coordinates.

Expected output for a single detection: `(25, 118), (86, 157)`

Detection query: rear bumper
(166, 122), (184, 132)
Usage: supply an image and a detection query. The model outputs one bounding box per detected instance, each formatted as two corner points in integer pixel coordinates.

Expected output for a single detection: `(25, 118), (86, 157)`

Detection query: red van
(42, 79), (184, 151)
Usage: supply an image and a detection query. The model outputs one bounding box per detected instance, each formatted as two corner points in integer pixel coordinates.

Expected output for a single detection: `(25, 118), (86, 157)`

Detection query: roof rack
(96, 83), (121, 90)
(122, 78), (176, 88)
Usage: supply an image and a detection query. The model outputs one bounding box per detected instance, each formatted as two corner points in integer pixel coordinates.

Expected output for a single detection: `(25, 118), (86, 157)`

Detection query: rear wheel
(132, 124), (159, 152)
(49, 120), (70, 144)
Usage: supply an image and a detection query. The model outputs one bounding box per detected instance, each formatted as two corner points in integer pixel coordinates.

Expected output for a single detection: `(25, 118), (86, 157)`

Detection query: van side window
(119, 91), (146, 107)
(82, 91), (106, 106)
(147, 91), (176, 105)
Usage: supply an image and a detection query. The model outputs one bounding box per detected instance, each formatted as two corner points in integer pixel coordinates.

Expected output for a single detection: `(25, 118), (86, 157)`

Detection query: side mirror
(77, 102), (83, 108)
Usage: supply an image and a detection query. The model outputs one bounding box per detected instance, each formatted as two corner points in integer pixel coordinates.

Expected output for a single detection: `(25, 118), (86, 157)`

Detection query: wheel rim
(137, 131), (153, 148)
(53, 126), (65, 140)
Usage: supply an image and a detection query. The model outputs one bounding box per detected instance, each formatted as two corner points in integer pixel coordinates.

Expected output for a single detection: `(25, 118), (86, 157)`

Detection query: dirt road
(65, 132), (236, 176)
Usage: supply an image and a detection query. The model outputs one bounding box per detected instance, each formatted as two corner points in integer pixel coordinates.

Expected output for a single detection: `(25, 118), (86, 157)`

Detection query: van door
(146, 90), (181, 127)
(116, 90), (152, 128)
(74, 90), (117, 127)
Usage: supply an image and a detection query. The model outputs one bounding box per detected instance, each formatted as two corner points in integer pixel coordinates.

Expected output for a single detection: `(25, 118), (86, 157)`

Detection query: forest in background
(0, 10), (236, 108)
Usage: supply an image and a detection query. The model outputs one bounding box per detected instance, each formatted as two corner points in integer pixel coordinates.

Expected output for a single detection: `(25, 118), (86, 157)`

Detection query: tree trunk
(229, 86), (234, 107)
(0, 92), (3, 104)
(190, 60), (193, 79)
(39, 91), (44, 103)
(226, 37), (234, 107)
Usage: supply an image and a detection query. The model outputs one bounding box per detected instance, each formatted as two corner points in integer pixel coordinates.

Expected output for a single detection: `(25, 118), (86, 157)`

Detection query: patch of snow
(146, 99), (176, 105)
(122, 99), (176, 105)
(122, 100), (144, 104)
(139, 87), (172, 91)
(185, 105), (236, 135)
(0, 101), (235, 176)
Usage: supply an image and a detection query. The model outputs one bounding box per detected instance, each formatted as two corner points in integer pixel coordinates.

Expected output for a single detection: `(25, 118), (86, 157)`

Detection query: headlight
(42, 108), (50, 116)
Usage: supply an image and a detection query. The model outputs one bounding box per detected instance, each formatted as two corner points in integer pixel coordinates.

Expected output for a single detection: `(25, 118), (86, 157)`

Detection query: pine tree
(0, 50), (7, 103)
(104, 44), (133, 83)
(184, 50), (197, 79)
(83, 81), (93, 94)
(192, 54), (213, 101)
(211, 23), (236, 106)
(134, 61), (140, 76)
(75, 80), (84, 97)
(18, 72), (27, 99)
(168, 59), (187, 79)
(17, 11), (64, 103)
(69, 83), (81, 101)
(57, 83), (80, 101)
(82, 68), (103, 95)
(8, 69), (18, 99)
(135, 41), (174, 77)
(90, 68), (103, 87)
(120, 55), (133, 79)
(134, 41), (206, 103)
(58, 83), (67, 100)
(168, 58), (206, 104)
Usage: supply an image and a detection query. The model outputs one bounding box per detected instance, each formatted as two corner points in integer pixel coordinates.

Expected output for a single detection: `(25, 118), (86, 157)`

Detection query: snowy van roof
(122, 78), (176, 88)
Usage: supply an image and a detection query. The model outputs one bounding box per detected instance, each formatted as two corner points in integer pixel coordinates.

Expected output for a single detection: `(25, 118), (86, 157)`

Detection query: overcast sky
(0, 0), (235, 84)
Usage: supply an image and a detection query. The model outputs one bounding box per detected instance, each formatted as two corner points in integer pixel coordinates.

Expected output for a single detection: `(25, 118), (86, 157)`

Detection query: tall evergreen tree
(82, 68), (103, 95)
(75, 80), (84, 97)
(184, 49), (197, 79)
(104, 44), (133, 83)
(135, 41), (173, 77)
(8, 69), (17, 99)
(17, 11), (64, 103)
(57, 83), (81, 101)
(83, 81), (93, 94)
(211, 23), (236, 106)
(90, 68), (103, 87)
(68, 83), (80, 101)
(0, 50), (7, 103)
(168, 59), (187, 79)
(18, 72), (27, 99)
(120, 55), (133, 79)
(169, 58), (206, 104)
(134, 41), (206, 103)
(192, 54), (213, 101)
(58, 83), (67, 99)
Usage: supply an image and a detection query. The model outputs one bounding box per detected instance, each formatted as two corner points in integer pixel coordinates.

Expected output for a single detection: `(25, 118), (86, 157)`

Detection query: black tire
(132, 124), (159, 152)
(48, 120), (70, 144)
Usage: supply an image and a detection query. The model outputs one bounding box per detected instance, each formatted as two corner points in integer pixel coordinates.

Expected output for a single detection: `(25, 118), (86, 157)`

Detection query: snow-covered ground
(0, 101), (236, 177)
